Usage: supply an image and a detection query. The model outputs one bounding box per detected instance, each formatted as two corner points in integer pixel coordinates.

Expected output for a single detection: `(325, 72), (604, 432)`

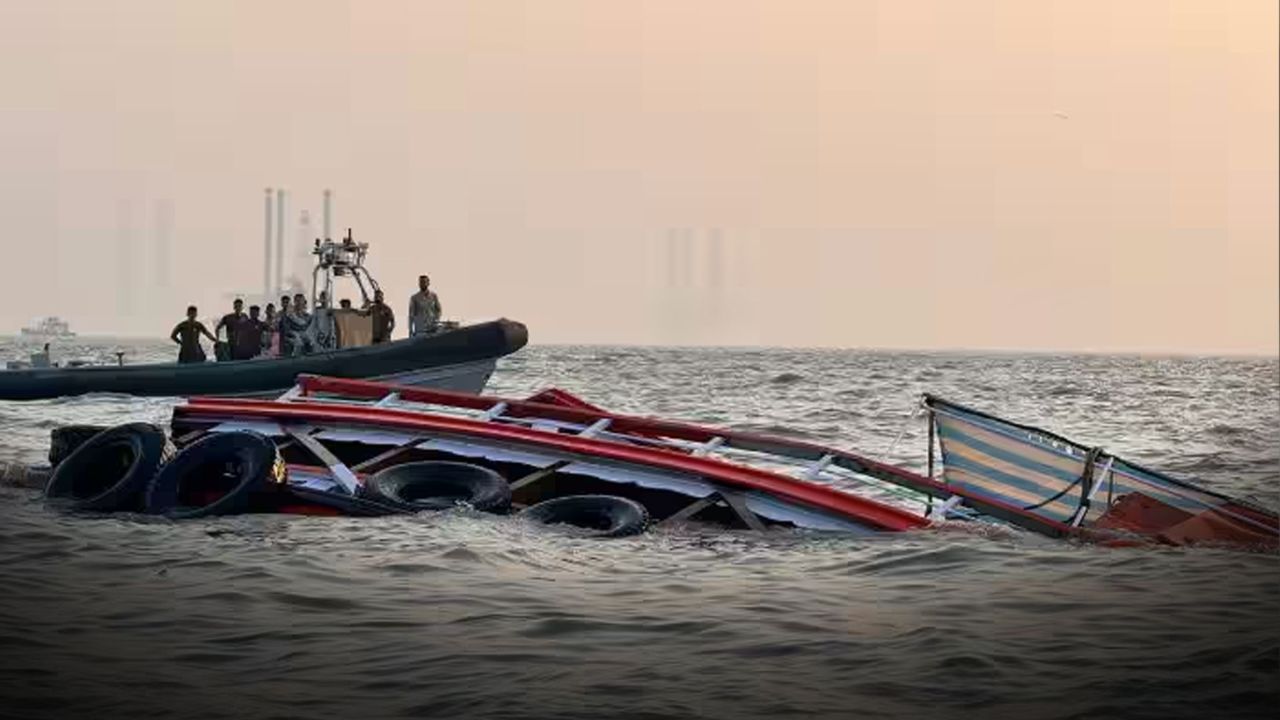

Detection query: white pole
(275, 189), (286, 297)
(263, 188), (273, 300)
(323, 189), (332, 240)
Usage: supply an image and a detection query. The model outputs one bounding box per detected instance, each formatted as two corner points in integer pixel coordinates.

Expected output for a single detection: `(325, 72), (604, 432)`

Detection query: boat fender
(48, 424), (109, 468)
(519, 494), (650, 538)
(359, 461), (512, 513)
(144, 431), (285, 519)
(44, 423), (174, 513)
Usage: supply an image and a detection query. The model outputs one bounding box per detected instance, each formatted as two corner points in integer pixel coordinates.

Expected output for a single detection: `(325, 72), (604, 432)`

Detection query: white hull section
(369, 357), (497, 394)
(219, 357), (498, 399)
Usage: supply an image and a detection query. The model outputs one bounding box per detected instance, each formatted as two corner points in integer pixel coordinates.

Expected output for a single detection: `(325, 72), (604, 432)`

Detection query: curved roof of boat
(175, 375), (931, 532)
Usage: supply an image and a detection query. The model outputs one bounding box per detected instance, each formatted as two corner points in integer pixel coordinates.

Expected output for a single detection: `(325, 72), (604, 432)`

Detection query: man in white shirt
(408, 274), (442, 336)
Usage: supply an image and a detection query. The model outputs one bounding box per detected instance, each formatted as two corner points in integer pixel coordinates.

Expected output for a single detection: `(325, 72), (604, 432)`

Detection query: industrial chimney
(323, 189), (332, 240)
(275, 189), (286, 297)
(263, 188), (273, 300)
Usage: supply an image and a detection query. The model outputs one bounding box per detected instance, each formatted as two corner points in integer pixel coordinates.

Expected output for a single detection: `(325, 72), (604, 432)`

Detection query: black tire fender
(359, 461), (512, 513)
(519, 494), (650, 537)
(44, 423), (173, 513)
(144, 431), (285, 519)
(49, 424), (109, 468)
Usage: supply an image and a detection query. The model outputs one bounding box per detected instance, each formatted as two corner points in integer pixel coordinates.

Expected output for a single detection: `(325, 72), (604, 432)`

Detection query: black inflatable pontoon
(0, 318), (527, 401)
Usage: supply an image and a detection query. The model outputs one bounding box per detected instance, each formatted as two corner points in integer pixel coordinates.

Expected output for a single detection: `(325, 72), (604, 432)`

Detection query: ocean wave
(1, 341), (1277, 719)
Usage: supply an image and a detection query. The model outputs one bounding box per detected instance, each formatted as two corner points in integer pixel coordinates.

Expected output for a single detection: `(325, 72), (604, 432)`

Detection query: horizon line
(5, 332), (1276, 361)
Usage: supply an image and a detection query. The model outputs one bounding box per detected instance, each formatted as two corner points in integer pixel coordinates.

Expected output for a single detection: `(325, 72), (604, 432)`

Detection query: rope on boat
(882, 396), (926, 461)
(1072, 454), (1115, 527)
(1024, 446), (1099, 513)
(928, 404), (1279, 536)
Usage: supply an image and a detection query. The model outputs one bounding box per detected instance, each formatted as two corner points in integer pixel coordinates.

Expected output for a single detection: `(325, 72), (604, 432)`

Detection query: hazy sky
(1, 1), (1276, 354)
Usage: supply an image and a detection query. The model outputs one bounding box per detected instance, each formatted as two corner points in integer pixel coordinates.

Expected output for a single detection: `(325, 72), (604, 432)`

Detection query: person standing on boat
(31, 343), (52, 368)
(235, 305), (266, 360)
(408, 275), (442, 336)
(282, 292), (313, 356)
(215, 299), (248, 362)
(277, 296), (293, 356)
(310, 291), (337, 351)
(368, 289), (395, 343)
(171, 306), (216, 364)
(261, 303), (279, 357)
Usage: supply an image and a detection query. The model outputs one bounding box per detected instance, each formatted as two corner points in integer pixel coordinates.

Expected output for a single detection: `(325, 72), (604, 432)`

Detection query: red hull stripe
(297, 377), (1086, 537)
(200, 375), (923, 483)
(177, 399), (928, 532)
(189, 375), (1078, 536)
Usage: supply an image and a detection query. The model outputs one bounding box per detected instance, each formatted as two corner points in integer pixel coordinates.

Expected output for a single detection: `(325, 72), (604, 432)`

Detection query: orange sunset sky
(1, 1), (1276, 354)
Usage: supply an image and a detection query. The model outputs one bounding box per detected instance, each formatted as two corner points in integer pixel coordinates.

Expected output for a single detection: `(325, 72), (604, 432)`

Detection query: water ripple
(0, 343), (1277, 719)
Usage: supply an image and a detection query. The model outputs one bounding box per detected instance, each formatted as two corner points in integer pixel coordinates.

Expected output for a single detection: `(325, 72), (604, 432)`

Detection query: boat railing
(268, 375), (990, 523)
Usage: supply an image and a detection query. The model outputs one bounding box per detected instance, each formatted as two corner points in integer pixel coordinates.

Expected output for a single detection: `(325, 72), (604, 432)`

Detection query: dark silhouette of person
(233, 305), (265, 360)
(368, 289), (395, 344)
(171, 306), (216, 364)
(262, 303), (278, 356)
(215, 299), (248, 361)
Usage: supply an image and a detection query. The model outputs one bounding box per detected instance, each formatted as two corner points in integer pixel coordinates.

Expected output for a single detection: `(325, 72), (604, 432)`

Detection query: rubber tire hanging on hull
(44, 423), (173, 513)
(519, 494), (650, 538)
(48, 424), (109, 468)
(144, 431), (284, 519)
(359, 461), (512, 513)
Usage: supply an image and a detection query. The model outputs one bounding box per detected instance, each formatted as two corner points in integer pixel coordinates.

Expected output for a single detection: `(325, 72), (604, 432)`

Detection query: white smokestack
(295, 209), (313, 292)
(263, 188), (273, 299)
(323, 189), (332, 240)
(275, 189), (286, 297)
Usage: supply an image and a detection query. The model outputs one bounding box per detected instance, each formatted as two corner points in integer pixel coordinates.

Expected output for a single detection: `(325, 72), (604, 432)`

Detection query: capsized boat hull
(169, 374), (933, 534)
(0, 319), (527, 401)
(164, 376), (1276, 549)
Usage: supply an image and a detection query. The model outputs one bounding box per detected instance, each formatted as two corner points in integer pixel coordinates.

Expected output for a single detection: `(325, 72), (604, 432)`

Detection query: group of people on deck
(170, 275), (442, 364)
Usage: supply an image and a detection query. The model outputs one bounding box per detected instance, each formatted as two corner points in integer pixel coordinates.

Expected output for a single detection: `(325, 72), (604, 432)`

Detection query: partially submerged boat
(921, 395), (1278, 548)
(29, 375), (1277, 549)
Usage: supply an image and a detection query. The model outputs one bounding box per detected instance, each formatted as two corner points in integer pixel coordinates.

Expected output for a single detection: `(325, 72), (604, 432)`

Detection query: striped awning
(925, 396), (1243, 528)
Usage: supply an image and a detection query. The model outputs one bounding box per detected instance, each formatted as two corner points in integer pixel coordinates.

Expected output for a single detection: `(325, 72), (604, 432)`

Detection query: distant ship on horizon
(19, 317), (76, 341)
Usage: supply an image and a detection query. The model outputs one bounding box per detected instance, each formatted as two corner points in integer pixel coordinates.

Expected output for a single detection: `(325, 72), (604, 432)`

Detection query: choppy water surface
(1, 340), (1277, 720)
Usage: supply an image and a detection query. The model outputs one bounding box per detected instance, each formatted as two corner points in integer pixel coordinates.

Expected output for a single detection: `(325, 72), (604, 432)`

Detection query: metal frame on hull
(249, 375), (1096, 536)
(174, 375), (935, 533)
(164, 375), (1276, 549)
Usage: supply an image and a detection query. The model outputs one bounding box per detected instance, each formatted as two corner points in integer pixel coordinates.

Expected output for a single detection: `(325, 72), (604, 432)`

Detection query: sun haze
(1, 1), (1275, 354)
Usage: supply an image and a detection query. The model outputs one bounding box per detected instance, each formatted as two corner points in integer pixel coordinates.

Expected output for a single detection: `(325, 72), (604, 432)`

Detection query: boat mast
(310, 227), (380, 309)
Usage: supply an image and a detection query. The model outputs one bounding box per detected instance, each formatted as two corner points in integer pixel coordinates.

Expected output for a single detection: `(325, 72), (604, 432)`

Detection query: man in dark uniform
(368, 289), (395, 344)
(215, 299), (248, 361)
(277, 295), (294, 356)
(170, 306), (216, 363)
(233, 305), (266, 360)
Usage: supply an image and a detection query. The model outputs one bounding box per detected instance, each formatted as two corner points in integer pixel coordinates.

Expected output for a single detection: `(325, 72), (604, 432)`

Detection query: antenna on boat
(323, 189), (332, 241)
(310, 224), (380, 309)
